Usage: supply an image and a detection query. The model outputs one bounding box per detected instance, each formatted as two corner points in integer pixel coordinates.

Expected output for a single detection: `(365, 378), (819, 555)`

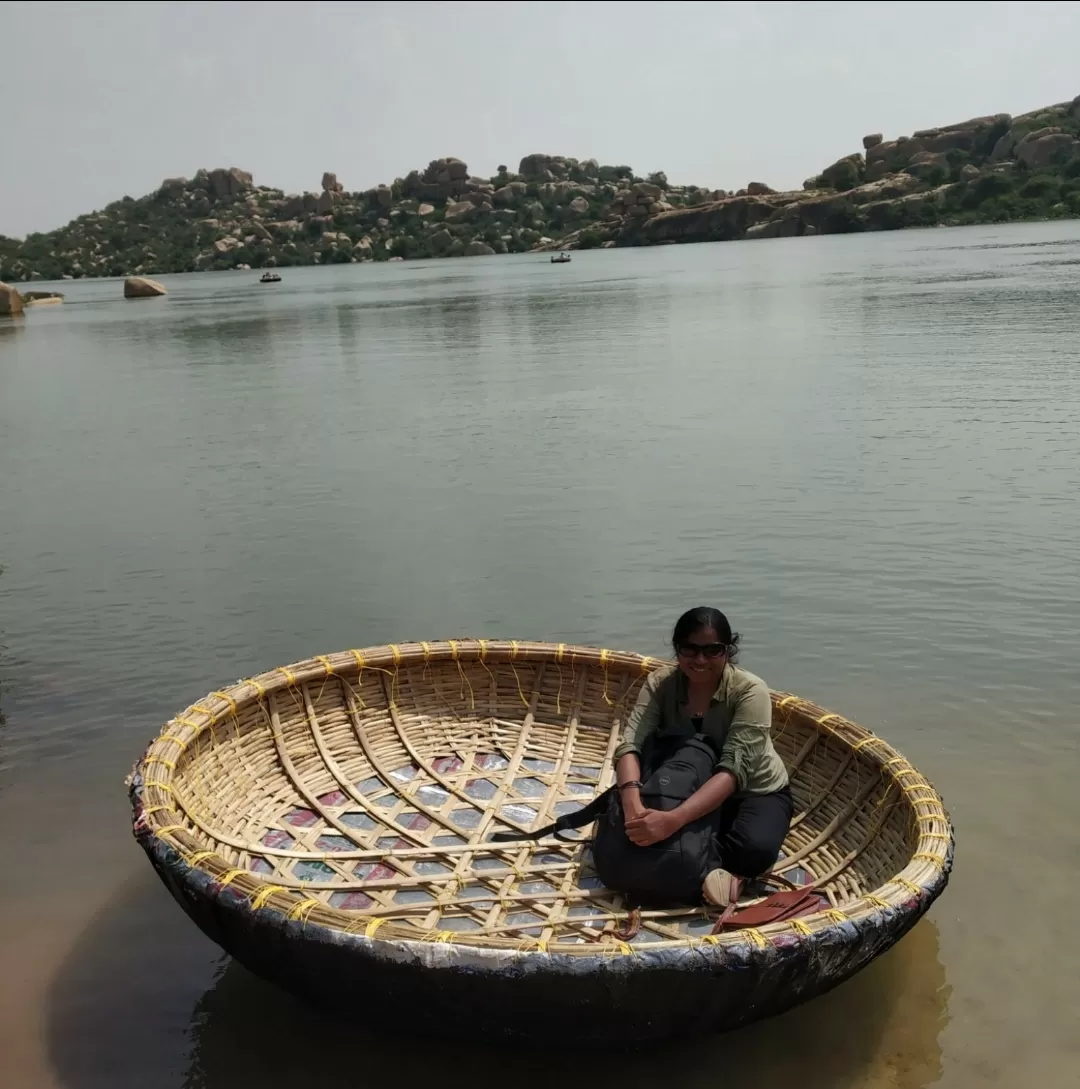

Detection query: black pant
(714, 785), (793, 878)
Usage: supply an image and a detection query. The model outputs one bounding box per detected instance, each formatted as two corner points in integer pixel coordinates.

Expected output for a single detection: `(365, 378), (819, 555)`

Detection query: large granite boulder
(0, 281), (24, 316)
(444, 200), (475, 222)
(464, 240), (495, 256)
(570, 195), (590, 214)
(124, 276), (167, 298)
(316, 189), (339, 214)
(159, 176), (187, 196)
(1016, 131), (1077, 168)
(519, 153), (566, 178)
(417, 203), (435, 216)
(862, 133), (884, 150)
(430, 228), (453, 254)
(374, 184), (393, 208)
(321, 172), (343, 193)
(746, 181), (776, 195)
(905, 150), (950, 177)
(206, 168), (253, 199)
(493, 182), (526, 205)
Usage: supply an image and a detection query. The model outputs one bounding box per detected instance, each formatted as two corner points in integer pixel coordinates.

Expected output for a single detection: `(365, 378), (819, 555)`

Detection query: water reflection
(44, 866), (947, 1089)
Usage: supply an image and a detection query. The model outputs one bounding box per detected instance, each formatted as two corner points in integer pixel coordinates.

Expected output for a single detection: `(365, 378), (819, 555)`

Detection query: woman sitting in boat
(614, 606), (791, 907)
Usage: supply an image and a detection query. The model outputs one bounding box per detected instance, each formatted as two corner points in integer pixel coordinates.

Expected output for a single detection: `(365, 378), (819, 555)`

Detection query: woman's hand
(625, 808), (682, 847)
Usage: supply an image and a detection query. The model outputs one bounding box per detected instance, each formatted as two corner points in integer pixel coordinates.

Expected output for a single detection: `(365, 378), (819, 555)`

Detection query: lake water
(2, 223), (1079, 1088)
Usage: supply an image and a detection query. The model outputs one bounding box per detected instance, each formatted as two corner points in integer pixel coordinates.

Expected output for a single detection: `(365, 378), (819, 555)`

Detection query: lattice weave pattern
(135, 641), (951, 954)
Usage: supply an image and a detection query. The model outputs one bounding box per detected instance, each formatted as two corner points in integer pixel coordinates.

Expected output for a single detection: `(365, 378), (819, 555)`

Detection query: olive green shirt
(613, 663), (789, 796)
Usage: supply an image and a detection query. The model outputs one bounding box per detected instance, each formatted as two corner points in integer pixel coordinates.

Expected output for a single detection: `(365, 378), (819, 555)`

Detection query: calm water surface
(2, 223), (1079, 1088)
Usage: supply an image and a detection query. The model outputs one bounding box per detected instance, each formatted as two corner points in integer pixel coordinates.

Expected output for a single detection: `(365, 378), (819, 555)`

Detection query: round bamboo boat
(129, 640), (953, 1040)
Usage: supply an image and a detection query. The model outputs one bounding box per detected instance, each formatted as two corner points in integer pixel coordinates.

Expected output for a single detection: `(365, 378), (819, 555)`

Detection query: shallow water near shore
(2, 222), (1079, 1088)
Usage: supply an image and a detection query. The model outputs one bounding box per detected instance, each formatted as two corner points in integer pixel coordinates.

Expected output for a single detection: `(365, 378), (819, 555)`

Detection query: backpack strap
(487, 788), (612, 843)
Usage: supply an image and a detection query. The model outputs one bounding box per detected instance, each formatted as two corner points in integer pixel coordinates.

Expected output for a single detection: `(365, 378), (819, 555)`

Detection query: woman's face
(675, 625), (729, 684)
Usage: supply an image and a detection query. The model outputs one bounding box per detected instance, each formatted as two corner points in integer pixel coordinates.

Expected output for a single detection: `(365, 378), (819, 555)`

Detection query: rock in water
(464, 240), (495, 257)
(124, 276), (167, 299)
(0, 281), (25, 315)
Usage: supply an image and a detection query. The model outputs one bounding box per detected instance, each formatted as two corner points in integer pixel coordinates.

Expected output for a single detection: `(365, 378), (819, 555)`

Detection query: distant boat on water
(550, 252), (571, 264)
(259, 271), (282, 283)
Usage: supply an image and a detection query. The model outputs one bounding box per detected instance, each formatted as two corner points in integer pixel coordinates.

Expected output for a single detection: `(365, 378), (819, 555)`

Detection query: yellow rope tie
(210, 691), (239, 716)
(507, 643), (530, 709)
(824, 909), (849, 925)
(156, 734), (187, 749)
(777, 695), (799, 709)
(893, 768), (922, 781)
(448, 642), (476, 710)
(788, 918), (813, 936)
(247, 678), (267, 700)
(882, 756), (908, 769)
(920, 832), (951, 844)
(915, 814), (944, 826)
(894, 877), (922, 896)
(478, 639), (488, 661)
(903, 787), (939, 802)
(536, 938), (549, 953)
(421, 641), (432, 660)
(174, 716), (203, 731)
(743, 928), (769, 950)
(350, 649), (366, 671)
(215, 868), (247, 890)
(864, 896), (891, 910)
(365, 917), (387, 939)
(250, 885), (288, 911)
(287, 898), (320, 923)
(600, 648), (613, 706)
(316, 655), (335, 675)
(435, 930), (456, 944)
(851, 735), (881, 752)
(184, 850), (217, 868)
(155, 824), (186, 837)
(143, 804), (176, 817)
(614, 940), (634, 956)
(556, 643), (566, 662)
(145, 756), (176, 771)
(390, 644), (402, 665)
(700, 934), (722, 946)
(640, 656), (653, 673)
(191, 703), (213, 717)
(144, 780), (174, 793)
(278, 666), (298, 687)
(913, 852), (945, 869)
(816, 713), (840, 726)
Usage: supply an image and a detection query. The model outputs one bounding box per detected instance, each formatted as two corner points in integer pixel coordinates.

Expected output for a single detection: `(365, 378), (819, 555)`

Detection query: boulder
(464, 240), (495, 257)
(632, 181), (664, 200)
(569, 195), (590, 214)
(519, 153), (560, 177)
(990, 131), (1016, 161)
(845, 172), (921, 204)
(206, 167), (253, 199)
(430, 228), (453, 254)
(444, 200), (474, 222)
(746, 181), (776, 195)
(493, 182), (526, 205)
(862, 133), (884, 150)
(321, 172), (343, 192)
(960, 164), (981, 181)
(316, 189), (339, 214)
(124, 276), (167, 299)
(865, 139), (899, 165)
(159, 176), (187, 195)
(904, 150), (949, 177)
(374, 184), (393, 207)
(417, 203), (435, 216)
(866, 160), (888, 182)
(1016, 132), (1077, 168)
(0, 281), (24, 316)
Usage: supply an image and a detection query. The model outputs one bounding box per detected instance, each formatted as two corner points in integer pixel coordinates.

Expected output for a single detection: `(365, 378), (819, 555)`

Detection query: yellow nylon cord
(895, 877), (922, 896)
(788, 918), (813, 936)
(250, 885), (287, 910)
(824, 909), (849, 924)
(287, 898), (320, 923)
(743, 928), (769, 949)
(365, 917), (386, 938)
(215, 868), (247, 889)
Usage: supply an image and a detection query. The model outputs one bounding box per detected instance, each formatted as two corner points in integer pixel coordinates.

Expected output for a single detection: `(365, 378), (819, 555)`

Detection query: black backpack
(490, 735), (723, 904)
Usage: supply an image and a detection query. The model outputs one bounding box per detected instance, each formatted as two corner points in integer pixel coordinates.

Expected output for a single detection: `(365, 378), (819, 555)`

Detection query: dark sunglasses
(676, 642), (727, 660)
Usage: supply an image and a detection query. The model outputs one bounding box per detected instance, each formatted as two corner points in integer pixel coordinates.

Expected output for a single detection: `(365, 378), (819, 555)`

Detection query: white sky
(2, 0), (1078, 237)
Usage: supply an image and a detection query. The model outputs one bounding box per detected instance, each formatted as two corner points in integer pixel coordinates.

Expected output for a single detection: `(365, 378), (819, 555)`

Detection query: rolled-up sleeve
(715, 679), (772, 791)
(612, 674), (663, 764)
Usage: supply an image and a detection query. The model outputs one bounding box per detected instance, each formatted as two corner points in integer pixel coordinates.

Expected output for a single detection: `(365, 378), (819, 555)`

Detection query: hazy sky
(2, 0), (1078, 237)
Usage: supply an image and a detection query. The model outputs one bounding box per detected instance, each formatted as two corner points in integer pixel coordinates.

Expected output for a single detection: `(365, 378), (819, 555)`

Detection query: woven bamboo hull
(129, 640), (953, 1040)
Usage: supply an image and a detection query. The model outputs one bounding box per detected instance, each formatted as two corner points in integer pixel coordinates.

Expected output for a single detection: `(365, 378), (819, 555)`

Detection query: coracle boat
(258, 271), (282, 283)
(129, 640), (953, 1041)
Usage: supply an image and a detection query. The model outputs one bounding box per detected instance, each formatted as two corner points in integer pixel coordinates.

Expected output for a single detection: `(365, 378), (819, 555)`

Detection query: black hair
(671, 606), (740, 661)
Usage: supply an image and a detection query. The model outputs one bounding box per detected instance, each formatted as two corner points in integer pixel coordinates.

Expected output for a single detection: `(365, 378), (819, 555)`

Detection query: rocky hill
(1, 93), (1078, 281)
